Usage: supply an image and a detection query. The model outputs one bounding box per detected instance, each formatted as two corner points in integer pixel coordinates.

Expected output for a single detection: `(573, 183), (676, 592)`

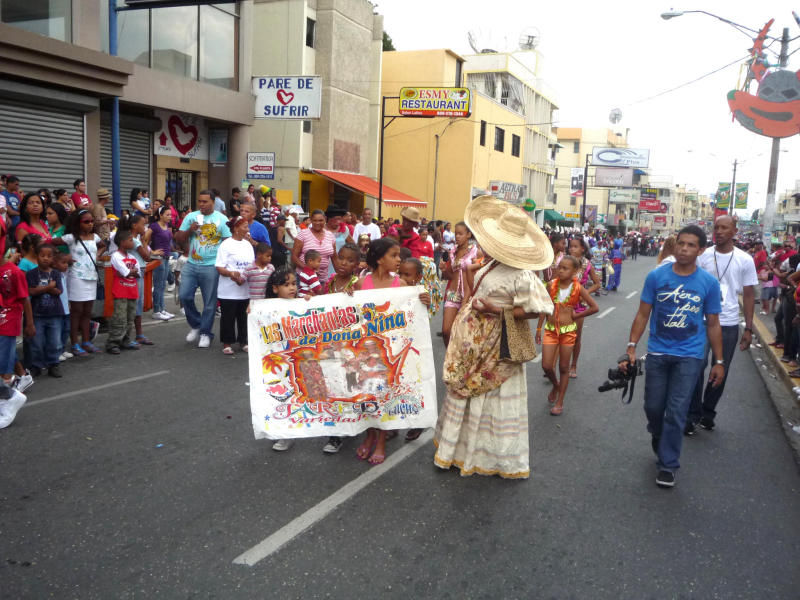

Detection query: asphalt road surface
(2, 257), (799, 599)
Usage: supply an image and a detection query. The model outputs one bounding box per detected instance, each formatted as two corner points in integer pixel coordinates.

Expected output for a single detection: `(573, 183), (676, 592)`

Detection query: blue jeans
(643, 353), (704, 472)
(31, 315), (63, 368)
(179, 261), (219, 338)
(688, 325), (740, 425)
(61, 315), (70, 350)
(152, 259), (167, 314)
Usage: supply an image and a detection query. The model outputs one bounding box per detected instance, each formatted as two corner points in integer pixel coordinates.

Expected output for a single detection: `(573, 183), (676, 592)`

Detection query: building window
(570, 196), (576, 206)
(306, 18), (316, 48)
(511, 134), (521, 157)
(303, 120), (312, 134)
(479, 121), (486, 146)
(301, 180), (311, 212)
(455, 60), (463, 87)
(573, 141), (579, 153)
(152, 5), (198, 79)
(200, 5), (238, 89)
(494, 127), (505, 152)
(1, 0), (72, 42)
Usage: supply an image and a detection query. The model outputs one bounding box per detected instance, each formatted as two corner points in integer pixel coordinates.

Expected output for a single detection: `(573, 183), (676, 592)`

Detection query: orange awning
(313, 169), (426, 207)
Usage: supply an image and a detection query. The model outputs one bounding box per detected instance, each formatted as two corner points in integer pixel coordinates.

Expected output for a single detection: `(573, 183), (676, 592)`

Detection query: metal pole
(109, 0), (122, 216)
(580, 153), (589, 228)
(729, 159), (737, 216)
(762, 27), (789, 246)
(432, 134), (440, 221)
(378, 95), (386, 220)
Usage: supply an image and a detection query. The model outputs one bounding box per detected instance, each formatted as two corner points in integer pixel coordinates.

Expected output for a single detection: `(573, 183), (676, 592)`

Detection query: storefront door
(165, 170), (196, 211)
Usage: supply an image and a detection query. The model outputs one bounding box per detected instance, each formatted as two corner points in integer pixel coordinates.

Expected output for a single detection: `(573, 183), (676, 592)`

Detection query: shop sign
(570, 168), (584, 197)
(595, 167), (633, 187)
(591, 147), (650, 168)
(639, 189), (660, 212)
(253, 76), (322, 119)
(399, 87), (471, 117)
(609, 189), (640, 204)
(247, 152), (275, 180)
(654, 216), (667, 226)
(489, 180), (527, 205)
(564, 212), (580, 221)
(584, 205), (598, 222)
(209, 128), (228, 165)
(154, 110), (208, 160)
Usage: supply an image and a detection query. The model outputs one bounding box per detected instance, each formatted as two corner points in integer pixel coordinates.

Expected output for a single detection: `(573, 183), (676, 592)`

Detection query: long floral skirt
(433, 364), (530, 479)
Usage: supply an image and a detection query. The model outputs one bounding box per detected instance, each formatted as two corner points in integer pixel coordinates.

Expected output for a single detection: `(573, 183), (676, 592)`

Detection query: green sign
(735, 183), (749, 209)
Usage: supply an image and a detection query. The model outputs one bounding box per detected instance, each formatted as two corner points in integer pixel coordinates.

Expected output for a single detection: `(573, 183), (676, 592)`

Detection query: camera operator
(621, 225), (725, 488)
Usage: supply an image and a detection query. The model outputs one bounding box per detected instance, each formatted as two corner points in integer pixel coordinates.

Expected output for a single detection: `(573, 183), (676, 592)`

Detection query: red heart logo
(277, 90), (295, 106)
(167, 115), (199, 156)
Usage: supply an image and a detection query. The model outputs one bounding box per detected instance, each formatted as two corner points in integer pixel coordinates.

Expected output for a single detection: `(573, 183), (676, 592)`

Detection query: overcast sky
(378, 0), (800, 214)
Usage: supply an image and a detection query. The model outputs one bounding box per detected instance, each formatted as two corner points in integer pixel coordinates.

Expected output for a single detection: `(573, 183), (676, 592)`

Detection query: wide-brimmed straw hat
(464, 195), (553, 270)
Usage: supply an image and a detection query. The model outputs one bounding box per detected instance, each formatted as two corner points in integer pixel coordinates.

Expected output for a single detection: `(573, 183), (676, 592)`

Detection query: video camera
(598, 354), (643, 403)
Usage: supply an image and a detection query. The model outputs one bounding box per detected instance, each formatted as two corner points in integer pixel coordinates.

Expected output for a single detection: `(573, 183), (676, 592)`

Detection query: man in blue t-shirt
(1, 175), (22, 228)
(175, 190), (231, 349)
(622, 225), (725, 489)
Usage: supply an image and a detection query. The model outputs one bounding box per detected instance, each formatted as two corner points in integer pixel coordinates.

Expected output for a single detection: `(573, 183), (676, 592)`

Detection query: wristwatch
(714, 359), (725, 365)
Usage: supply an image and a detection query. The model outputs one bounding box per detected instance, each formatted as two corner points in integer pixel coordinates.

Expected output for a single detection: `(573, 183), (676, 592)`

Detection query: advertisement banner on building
(654, 215), (667, 226)
(570, 168), (584, 197)
(639, 189), (659, 212)
(489, 180), (527, 205)
(735, 183), (749, 208)
(591, 147), (650, 168)
(563, 212), (580, 221)
(154, 110), (208, 160)
(715, 182), (731, 208)
(609, 189), (640, 204)
(247, 152), (276, 180)
(595, 167), (633, 187)
(584, 205), (598, 222)
(247, 287), (437, 440)
(399, 87), (471, 117)
(209, 129), (228, 165)
(253, 76), (323, 119)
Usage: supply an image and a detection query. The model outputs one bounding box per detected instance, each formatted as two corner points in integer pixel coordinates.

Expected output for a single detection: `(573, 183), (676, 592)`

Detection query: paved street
(2, 256), (799, 599)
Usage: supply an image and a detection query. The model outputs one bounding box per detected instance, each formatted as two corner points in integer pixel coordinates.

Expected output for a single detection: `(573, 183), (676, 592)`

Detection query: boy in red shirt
(297, 250), (322, 296)
(106, 230), (140, 354)
(0, 223), (35, 388)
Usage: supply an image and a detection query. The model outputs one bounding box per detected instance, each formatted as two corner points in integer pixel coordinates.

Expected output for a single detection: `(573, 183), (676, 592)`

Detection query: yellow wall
(297, 171), (365, 215)
(381, 50), (524, 225)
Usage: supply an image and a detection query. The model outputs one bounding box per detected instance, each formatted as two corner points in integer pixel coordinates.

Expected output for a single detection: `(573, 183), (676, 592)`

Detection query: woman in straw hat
(434, 196), (554, 479)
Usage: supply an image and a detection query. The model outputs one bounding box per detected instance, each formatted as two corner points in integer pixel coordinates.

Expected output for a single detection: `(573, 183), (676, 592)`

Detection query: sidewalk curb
(751, 311), (799, 399)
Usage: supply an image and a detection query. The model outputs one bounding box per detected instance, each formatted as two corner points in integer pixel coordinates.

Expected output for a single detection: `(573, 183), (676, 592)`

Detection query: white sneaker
(14, 371), (34, 393)
(198, 334), (211, 348)
(186, 328), (200, 343)
(63, 351), (73, 359)
(58, 353), (68, 362)
(180, 308), (186, 316)
(167, 283), (175, 292)
(272, 439), (293, 452)
(0, 388), (27, 429)
(152, 312), (166, 320)
(161, 310), (175, 319)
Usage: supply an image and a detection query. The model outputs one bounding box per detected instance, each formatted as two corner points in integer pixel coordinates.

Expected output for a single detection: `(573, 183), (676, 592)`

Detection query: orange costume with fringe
(543, 278), (582, 346)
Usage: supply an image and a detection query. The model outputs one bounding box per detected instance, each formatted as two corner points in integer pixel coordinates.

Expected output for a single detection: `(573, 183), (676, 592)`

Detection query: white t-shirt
(697, 246), (758, 326)
(353, 222), (381, 241)
(215, 238), (255, 300)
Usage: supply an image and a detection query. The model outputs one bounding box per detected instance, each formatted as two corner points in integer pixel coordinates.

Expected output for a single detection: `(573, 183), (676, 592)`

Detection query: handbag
(499, 307), (537, 363)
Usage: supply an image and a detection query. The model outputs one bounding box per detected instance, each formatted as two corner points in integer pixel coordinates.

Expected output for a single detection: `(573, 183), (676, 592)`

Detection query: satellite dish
(609, 108), (623, 124)
(518, 27), (540, 50)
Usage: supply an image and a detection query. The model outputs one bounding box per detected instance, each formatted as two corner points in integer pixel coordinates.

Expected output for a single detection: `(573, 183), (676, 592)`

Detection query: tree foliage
(383, 31), (396, 51)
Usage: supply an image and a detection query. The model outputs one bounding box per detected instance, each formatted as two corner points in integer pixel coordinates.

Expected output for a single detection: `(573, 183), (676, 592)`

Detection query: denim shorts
(761, 286), (778, 300)
(0, 335), (18, 374)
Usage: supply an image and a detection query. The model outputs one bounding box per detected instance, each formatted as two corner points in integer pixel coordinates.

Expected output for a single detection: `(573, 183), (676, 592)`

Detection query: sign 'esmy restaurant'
(399, 87), (471, 118)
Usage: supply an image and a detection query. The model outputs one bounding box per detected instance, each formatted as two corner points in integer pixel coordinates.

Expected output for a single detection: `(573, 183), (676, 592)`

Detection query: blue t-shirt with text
(641, 263), (721, 359)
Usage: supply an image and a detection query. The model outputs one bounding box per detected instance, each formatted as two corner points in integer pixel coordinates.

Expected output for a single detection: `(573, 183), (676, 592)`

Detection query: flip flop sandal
(222, 347), (234, 355)
(550, 406), (564, 416)
(136, 336), (154, 346)
(404, 428), (423, 442)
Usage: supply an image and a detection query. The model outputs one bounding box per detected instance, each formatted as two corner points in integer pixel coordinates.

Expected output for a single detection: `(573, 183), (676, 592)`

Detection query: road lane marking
(626, 291), (638, 299)
(532, 355), (542, 363)
(24, 371), (171, 408)
(233, 430), (434, 566)
(141, 317), (186, 328)
(596, 307), (616, 319)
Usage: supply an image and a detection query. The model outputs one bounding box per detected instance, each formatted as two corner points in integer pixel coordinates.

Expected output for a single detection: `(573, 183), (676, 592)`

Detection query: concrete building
(250, 0), (383, 213)
(0, 1), (253, 211)
(552, 127), (630, 230)
(777, 180), (800, 235)
(379, 48), (557, 225)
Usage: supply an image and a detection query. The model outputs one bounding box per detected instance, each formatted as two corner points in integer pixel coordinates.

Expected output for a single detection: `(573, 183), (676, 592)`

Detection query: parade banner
(735, 183), (749, 209)
(247, 287), (437, 439)
(715, 182), (731, 208)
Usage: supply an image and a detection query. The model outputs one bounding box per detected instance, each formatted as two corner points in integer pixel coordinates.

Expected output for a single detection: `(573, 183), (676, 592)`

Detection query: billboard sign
(654, 215), (667, 226)
(154, 110), (208, 160)
(735, 183), (749, 209)
(563, 212), (580, 221)
(715, 182), (731, 208)
(584, 205), (598, 222)
(639, 189), (659, 212)
(591, 147), (650, 168)
(489, 181), (527, 205)
(570, 168), (584, 197)
(247, 152), (275, 180)
(253, 76), (322, 119)
(595, 167), (633, 187)
(399, 87), (471, 117)
(609, 189), (640, 204)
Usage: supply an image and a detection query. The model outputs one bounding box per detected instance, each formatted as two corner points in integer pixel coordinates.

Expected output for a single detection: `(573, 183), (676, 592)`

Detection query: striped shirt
(296, 227), (335, 281)
(245, 263), (275, 299)
(298, 266), (322, 295)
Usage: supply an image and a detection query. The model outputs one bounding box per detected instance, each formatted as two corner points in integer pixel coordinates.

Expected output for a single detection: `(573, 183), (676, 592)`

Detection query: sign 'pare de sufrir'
(252, 76), (322, 119)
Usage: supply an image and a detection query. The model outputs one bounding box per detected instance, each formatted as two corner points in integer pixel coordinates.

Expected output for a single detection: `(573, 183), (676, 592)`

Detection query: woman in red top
(16, 193), (52, 244)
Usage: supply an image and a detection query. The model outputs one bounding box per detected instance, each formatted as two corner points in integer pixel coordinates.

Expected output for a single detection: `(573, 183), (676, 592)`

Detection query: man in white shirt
(687, 215), (758, 433)
(353, 208), (381, 241)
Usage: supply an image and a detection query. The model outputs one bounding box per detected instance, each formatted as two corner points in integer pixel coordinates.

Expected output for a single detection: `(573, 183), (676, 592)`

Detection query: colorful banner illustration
(735, 183), (749, 209)
(715, 182), (731, 209)
(247, 287), (437, 440)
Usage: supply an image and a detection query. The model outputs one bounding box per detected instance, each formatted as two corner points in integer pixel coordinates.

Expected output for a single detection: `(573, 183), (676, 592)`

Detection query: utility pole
(580, 153), (590, 228)
(762, 26), (790, 246)
(377, 96), (398, 220)
(728, 159), (737, 216)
